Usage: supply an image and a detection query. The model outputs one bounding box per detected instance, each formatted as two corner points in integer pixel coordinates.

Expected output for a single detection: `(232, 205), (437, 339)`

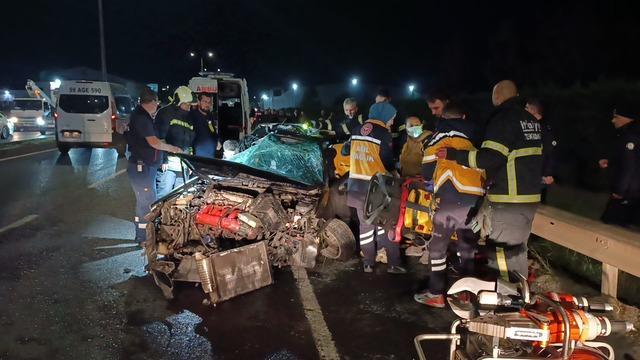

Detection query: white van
(55, 80), (134, 155)
(8, 98), (54, 135)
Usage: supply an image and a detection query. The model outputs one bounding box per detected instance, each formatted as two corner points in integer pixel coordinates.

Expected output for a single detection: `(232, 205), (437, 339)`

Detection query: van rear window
(58, 95), (109, 114)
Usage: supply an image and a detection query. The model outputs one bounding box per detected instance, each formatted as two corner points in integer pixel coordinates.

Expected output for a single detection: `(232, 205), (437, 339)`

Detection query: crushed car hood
(176, 153), (317, 189)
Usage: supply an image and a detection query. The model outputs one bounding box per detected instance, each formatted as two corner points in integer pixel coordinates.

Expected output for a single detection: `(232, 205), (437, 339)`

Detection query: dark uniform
(126, 106), (162, 242)
(601, 120), (640, 226)
(448, 97), (542, 280)
(420, 118), (485, 297)
(191, 108), (218, 159)
(540, 118), (557, 203)
(347, 103), (401, 268)
(155, 104), (194, 189)
(333, 114), (364, 142)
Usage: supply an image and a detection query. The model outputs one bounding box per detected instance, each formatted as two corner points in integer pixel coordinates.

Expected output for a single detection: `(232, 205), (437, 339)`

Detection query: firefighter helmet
(173, 86), (195, 105)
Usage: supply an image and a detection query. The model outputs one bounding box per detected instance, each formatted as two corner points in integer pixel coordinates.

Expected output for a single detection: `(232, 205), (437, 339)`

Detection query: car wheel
(1, 126), (9, 139)
(320, 218), (355, 261)
(57, 142), (70, 154)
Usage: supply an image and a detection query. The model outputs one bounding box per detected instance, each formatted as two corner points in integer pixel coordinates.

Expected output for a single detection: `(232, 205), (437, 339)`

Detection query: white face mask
(407, 125), (423, 138)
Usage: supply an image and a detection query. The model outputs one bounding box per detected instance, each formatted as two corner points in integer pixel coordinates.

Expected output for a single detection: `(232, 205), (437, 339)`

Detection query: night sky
(2, 0), (640, 93)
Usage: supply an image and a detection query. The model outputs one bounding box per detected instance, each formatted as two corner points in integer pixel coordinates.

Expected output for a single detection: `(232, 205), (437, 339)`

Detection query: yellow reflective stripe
(398, 124), (406, 131)
(207, 121), (216, 134)
(496, 247), (509, 281)
(468, 150), (478, 168)
(341, 123), (350, 135)
(169, 119), (194, 131)
(487, 194), (541, 203)
(325, 120), (332, 131)
(481, 140), (509, 156)
(505, 146), (543, 200)
(422, 154), (436, 164)
(358, 114), (363, 124)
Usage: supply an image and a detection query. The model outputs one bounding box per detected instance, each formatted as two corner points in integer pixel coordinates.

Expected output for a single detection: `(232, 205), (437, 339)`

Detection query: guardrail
(531, 205), (640, 298)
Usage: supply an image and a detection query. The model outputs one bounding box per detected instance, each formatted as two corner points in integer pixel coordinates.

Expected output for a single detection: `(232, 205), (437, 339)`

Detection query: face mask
(407, 125), (423, 138)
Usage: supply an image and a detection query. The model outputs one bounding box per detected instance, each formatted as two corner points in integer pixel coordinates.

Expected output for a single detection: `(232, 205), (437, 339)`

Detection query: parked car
(0, 111), (15, 139)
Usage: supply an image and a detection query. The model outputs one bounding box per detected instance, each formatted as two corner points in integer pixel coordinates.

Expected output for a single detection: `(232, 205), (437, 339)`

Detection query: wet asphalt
(1, 141), (637, 360)
(0, 140), (453, 360)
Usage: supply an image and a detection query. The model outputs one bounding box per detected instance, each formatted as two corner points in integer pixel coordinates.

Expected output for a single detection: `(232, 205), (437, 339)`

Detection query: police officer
(415, 102), (484, 308)
(126, 87), (182, 245)
(439, 80), (542, 281)
(155, 86), (195, 189)
(191, 93), (219, 159)
(599, 104), (640, 227)
(347, 102), (406, 274)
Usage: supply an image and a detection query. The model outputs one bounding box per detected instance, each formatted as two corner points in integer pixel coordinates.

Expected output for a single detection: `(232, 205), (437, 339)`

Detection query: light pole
(291, 82), (299, 108)
(98, 0), (107, 81)
(190, 51), (214, 72)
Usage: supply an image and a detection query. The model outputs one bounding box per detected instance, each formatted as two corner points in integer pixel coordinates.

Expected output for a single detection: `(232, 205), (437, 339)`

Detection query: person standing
(438, 80), (542, 281)
(333, 97), (364, 142)
(155, 86), (195, 190)
(399, 116), (432, 177)
(191, 93), (219, 159)
(347, 102), (406, 274)
(526, 98), (556, 203)
(125, 87), (182, 245)
(599, 105), (640, 227)
(415, 102), (484, 307)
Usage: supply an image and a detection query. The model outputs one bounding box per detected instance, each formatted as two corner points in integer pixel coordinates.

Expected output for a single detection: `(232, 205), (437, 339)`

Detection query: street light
(351, 77), (358, 86)
(408, 84), (415, 93)
(189, 51), (214, 72)
(292, 82), (299, 91)
(261, 93), (269, 101)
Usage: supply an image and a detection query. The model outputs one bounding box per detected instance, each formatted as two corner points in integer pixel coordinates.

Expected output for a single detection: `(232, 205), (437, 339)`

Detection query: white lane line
(0, 215), (39, 235)
(292, 266), (340, 359)
(88, 168), (127, 189)
(0, 148), (57, 163)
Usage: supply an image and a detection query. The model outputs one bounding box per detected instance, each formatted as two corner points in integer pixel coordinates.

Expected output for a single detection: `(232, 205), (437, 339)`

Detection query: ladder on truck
(25, 79), (56, 107)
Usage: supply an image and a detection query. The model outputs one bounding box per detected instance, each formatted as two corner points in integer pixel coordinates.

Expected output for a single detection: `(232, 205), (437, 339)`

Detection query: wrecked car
(144, 125), (355, 304)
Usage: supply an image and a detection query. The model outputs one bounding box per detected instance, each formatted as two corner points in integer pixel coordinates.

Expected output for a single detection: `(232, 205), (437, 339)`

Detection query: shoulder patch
(626, 142), (635, 150)
(361, 123), (373, 136)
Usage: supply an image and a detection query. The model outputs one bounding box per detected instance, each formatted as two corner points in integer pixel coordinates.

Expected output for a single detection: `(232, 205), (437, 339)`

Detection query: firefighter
(399, 116), (432, 177)
(599, 104), (640, 227)
(191, 93), (219, 159)
(333, 98), (364, 142)
(347, 102), (406, 274)
(155, 86), (195, 190)
(438, 80), (542, 281)
(125, 87), (182, 245)
(414, 102), (484, 308)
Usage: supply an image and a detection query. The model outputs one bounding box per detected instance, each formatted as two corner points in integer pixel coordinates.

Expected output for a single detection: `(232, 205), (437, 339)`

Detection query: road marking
(0, 215), (39, 235)
(88, 168), (127, 188)
(292, 267), (340, 360)
(0, 148), (57, 163)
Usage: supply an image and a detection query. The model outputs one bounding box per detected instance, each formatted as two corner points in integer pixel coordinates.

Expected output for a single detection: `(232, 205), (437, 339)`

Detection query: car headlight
(36, 117), (45, 126)
(8, 117), (17, 123)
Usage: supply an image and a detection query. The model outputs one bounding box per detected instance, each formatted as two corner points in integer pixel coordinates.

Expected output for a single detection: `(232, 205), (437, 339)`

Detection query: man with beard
(191, 93), (219, 159)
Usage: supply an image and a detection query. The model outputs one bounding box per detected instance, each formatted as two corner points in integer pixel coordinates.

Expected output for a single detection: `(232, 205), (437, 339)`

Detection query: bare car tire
(1, 126), (9, 139)
(320, 218), (355, 261)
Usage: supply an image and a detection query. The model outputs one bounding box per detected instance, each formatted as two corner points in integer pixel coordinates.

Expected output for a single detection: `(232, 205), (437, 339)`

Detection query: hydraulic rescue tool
(414, 273), (635, 360)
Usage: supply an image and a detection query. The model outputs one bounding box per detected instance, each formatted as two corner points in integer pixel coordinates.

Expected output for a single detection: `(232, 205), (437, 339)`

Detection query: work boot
(363, 265), (374, 273)
(414, 291), (446, 308)
(387, 265), (407, 274)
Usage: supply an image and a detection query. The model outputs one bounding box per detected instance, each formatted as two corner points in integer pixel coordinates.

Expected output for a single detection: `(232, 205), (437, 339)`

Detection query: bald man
(438, 80), (543, 282)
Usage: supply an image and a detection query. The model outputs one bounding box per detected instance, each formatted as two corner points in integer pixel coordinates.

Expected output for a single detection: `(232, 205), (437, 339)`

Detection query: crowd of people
(122, 79), (639, 306)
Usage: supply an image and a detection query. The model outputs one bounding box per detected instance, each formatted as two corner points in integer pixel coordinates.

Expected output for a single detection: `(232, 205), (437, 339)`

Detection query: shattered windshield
(228, 133), (324, 186)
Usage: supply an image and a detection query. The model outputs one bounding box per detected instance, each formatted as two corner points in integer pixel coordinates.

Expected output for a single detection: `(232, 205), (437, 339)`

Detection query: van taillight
(54, 112), (59, 120)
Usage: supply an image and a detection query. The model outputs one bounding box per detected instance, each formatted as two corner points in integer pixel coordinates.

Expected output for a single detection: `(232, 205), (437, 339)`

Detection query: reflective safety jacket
(422, 118), (485, 196)
(347, 119), (394, 203)
(333, 115), (363, 142)
(156, 105), (195, 151)
(451, 97), (542, 203)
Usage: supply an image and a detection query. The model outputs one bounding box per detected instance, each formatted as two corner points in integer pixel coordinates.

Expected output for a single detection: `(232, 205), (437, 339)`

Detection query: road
(0, 140), (637, 360)
(0, 131), (53, 144)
